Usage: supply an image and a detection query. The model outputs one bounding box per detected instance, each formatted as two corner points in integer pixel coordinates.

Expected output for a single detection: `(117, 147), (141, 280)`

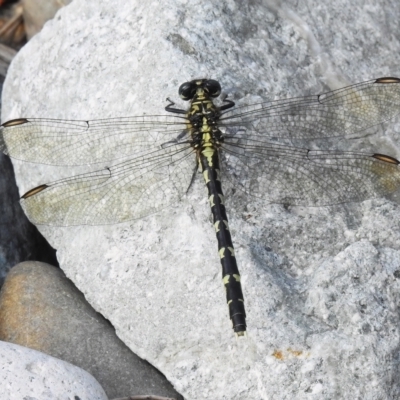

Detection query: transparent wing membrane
(1, 115), (188, 165)
(2, 77), (400, 226)
(21, 143), (195, 225)
(221, 139), (400, 205)
(220, 78), (400, 140)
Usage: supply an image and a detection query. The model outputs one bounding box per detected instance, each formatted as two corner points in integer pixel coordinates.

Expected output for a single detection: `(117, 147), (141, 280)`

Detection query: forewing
(220, 78), (400, 140)
(0, 115), (188, 165)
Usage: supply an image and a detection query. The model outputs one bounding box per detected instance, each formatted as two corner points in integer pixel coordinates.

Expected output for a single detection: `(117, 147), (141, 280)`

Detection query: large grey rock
(2, 0), (400, 399)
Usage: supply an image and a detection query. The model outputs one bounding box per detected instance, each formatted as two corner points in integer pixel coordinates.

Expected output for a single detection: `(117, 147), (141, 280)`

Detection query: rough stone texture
(0, 340), (108, 400)
(0, 261), (184, 399)
(2, 0), (400, 399)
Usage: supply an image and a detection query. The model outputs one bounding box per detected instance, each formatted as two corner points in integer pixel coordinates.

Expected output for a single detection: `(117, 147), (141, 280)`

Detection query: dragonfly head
(179, 79), (221, 101)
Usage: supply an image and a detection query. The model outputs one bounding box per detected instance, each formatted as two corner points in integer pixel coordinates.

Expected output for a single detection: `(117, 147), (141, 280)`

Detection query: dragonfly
(2, 77), (400, 337)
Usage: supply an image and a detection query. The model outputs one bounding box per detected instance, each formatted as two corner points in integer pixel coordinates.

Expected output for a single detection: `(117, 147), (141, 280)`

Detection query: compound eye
(179, 81), (197, 100)
(204, 79), (221, 98)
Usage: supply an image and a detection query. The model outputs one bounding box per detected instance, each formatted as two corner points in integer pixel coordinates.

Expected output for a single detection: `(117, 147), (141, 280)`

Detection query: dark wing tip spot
(21, 184), (49, 199)
(2, 118), (29, 127)
(372, 153), (400, 165)
(375, 77), (400, 84)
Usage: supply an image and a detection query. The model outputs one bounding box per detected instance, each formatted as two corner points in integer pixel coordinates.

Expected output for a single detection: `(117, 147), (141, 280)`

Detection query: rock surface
(0, 261), (184, 399)
(2, 0), (400, 399)
(0, 340), (108, 400)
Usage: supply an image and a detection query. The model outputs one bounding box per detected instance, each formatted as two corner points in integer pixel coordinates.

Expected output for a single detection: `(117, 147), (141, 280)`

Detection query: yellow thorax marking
(188, 98), (217, 166)
(189, 103), (201, 117)
(201, 117), (215, 165)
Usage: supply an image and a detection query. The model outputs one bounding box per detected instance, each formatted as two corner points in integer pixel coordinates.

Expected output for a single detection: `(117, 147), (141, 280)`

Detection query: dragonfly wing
(1, 115), (188, 165)
(221, 137), (400, 206)
(21, 143), (195, 225)
(220, 78), (400, 140)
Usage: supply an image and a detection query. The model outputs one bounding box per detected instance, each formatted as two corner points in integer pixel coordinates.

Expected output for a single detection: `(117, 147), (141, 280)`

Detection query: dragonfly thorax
(191, 126), (225, 150)
(188, 101), (224, 150)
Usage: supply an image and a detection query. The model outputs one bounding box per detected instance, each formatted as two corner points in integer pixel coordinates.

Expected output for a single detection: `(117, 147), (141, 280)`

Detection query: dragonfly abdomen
(199, 149), (247, 336)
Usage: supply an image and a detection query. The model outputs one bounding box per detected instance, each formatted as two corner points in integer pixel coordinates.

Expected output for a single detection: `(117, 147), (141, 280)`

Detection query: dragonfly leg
(165, 97), (187, 114)
(219, 95), (235, 111)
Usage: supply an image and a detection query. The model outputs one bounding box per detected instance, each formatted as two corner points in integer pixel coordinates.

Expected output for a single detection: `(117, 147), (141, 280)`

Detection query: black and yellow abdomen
(199, 149), (247, 335)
